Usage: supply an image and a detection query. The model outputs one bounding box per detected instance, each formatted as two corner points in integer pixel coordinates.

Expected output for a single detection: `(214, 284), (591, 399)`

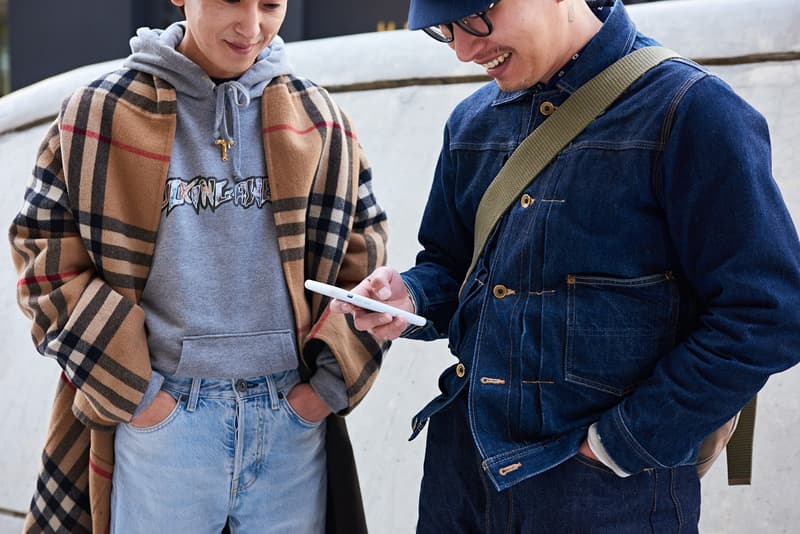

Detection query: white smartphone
(304, 280), (428, 327)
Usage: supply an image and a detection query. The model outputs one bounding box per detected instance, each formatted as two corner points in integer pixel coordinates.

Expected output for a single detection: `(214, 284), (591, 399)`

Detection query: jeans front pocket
(125, 390), (183, 433)
(280, 395), (326, 429)
(565, 272), (678, 396)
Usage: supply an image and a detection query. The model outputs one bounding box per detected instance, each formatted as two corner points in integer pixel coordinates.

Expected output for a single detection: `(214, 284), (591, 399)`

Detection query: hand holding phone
(305, 280), (427, 327)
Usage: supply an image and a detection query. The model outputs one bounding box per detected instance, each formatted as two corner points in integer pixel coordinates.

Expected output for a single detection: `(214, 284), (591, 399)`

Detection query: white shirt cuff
(587, 422), (631, 478)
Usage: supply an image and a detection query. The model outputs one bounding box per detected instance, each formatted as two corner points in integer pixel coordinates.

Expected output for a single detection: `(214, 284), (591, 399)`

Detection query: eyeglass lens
(436, 14), (491, 41)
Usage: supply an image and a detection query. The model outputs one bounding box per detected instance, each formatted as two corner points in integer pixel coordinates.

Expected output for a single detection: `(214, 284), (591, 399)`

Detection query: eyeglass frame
(421, 1), (502, 43)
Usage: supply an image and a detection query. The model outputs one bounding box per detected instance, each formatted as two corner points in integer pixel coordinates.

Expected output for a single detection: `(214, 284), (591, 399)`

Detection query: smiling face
(448, 0), (591, 92)
(171, 0), (288, 79)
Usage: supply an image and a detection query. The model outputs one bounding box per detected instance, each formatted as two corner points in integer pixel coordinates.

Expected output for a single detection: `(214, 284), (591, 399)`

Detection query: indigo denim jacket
(401, 1), (800, 491)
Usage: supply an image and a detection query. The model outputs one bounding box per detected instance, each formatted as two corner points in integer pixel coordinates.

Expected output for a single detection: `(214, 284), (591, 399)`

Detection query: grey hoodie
(125, 23), (347, 413)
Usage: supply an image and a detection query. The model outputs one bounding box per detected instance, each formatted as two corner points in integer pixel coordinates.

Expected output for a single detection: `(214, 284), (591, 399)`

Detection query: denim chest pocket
(565, 272), (679, 396)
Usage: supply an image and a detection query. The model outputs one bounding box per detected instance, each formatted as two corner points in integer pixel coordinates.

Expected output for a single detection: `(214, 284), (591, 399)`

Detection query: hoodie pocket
(176, 329), (297, 377)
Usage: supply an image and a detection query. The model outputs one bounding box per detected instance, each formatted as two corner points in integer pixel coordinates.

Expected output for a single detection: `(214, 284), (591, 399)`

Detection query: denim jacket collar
(492, 0), (637, 107)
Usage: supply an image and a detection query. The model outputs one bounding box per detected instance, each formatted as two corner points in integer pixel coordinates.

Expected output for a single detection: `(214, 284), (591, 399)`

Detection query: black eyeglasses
(422, 1), (502, 43)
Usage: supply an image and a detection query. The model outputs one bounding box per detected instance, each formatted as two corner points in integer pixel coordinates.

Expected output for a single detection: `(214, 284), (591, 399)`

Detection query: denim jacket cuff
(399, 272), (440, 340)
(596, 405), (665, 475)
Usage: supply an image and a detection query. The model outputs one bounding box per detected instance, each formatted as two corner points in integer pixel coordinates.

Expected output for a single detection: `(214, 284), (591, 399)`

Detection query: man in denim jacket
(332, 0), (800, 531)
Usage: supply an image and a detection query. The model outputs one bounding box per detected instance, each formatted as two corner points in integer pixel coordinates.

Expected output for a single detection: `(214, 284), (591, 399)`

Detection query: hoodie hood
(124, 22), (294, 178)
(124, 22), (294, 99)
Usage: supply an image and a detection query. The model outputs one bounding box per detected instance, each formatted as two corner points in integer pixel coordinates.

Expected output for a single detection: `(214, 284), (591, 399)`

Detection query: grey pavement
(0, 0), (798, 532)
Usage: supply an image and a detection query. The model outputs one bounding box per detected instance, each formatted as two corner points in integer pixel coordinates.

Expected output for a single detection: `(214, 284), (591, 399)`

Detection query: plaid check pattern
(10, 70), (388, 533)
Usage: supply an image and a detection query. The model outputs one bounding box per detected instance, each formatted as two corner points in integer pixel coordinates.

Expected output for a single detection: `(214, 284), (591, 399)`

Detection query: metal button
(235, 379), (247, 392)
(455, 363), (466, 378)
(493, 284), (509, 299)
(539, 101), (556, 116)
(520, 194), (534, 208)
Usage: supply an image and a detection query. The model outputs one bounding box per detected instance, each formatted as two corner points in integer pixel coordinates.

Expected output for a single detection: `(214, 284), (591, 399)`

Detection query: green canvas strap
(727, 395), (757, 485)
(465, 46), (679, 283)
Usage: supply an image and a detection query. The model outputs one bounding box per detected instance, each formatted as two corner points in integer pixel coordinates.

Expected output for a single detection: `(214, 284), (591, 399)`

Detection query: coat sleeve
(9, 109), (151, 430)
(304, 137), (390, 411)
(335, 148), (389, 287)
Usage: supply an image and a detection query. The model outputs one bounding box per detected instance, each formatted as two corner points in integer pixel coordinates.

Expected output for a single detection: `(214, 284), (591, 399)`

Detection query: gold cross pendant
(214, 139), (234, 161)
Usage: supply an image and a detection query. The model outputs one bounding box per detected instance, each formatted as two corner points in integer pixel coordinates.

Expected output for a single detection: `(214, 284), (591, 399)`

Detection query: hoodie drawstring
(214, 81), (251, 178)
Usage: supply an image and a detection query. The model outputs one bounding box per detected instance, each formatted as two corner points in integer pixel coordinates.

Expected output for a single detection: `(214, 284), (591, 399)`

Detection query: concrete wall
(1, 0), (798, 531)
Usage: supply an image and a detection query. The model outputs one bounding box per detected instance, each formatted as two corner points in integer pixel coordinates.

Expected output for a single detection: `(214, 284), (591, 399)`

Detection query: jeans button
(235, 379), (247, 392)
(456, 363), (466, 378)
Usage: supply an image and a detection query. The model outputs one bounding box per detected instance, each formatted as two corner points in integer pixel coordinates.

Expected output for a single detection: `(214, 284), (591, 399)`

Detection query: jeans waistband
(161, 368), (301, 401)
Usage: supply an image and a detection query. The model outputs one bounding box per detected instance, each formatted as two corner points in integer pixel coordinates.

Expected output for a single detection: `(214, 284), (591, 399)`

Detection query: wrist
(402, 280), (417, 313)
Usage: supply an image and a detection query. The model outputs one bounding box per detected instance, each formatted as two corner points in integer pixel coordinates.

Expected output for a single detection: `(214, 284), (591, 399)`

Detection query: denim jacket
(401, 1), (800, 491)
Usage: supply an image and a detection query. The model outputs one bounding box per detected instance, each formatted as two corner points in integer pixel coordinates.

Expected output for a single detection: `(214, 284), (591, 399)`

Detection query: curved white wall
(1, 1), (798, 532)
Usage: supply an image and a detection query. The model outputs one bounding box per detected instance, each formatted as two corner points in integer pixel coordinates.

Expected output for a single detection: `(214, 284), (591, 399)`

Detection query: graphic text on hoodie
(162, 175), (272, 215)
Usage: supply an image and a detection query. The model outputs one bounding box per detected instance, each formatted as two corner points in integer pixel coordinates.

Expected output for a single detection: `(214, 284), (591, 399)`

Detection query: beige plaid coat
(10, 69), (389, 533)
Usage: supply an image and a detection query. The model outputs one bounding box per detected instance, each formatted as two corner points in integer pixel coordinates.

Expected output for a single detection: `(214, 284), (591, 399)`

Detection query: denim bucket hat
(408, 0), (492, 30)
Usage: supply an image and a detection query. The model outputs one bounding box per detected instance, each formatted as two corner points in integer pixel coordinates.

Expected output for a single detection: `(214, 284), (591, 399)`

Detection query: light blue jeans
(110, 369), (326, 533)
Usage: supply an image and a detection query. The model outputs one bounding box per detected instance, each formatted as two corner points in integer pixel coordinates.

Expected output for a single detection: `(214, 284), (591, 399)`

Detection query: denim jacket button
(539, 101), (556, 116)
(520, 194), (534, 208)
(455, 363), (466, 378)
(493, 284), (508, 298)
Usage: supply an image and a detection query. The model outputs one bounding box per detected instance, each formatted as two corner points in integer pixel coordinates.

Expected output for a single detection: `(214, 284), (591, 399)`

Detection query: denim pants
(417, 390), (700, 534)
(110, 369), (326, 533)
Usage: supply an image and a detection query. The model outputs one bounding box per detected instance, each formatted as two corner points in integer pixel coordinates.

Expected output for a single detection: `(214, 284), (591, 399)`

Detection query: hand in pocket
(578, 438), (600, 461)
(130, 390), (178, 428)
(286, 383), (331, 424)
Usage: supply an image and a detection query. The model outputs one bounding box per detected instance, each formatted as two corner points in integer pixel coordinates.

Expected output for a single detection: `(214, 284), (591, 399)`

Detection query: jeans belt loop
(186, 378), (202, 412)
(266, 373), (280, 411)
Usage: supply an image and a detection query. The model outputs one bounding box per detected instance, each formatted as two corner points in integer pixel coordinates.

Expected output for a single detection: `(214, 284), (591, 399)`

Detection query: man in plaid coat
(9, 0), (389, 532)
